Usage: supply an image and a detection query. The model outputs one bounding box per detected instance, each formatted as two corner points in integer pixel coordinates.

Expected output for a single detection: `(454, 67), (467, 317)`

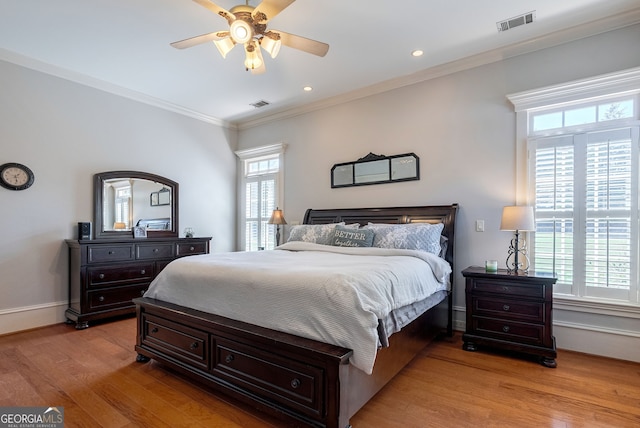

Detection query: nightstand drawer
(472, 316), (544, 345)
(471, 278), (545, 299)
(472, 297), (545, 323)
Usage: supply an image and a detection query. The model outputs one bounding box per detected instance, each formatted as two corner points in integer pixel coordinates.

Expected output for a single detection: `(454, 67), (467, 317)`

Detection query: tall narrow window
(236, 144), (286, 251)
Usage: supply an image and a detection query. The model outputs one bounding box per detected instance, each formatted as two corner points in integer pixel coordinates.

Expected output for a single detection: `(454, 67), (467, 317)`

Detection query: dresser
(65, 237), (210, 329)
(461, 266), (558, 367)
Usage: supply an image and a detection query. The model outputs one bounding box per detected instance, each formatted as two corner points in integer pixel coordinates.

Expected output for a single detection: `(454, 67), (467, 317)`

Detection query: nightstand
(461, 266), (558, 368)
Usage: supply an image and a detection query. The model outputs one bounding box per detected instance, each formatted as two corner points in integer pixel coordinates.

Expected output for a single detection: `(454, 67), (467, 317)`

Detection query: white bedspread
(143, 241), (451, 374)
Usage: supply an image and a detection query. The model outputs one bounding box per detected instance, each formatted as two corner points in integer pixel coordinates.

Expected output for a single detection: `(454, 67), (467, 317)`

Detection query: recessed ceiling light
(303, 86), (313, 92)
(411, 50), (424, 57)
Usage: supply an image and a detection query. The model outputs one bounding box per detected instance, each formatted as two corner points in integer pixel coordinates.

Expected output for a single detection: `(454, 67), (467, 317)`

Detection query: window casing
(509, 67), (640, 305)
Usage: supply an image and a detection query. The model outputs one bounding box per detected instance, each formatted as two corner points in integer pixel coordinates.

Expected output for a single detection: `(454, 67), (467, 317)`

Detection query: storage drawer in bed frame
(134, 297), (353, 428)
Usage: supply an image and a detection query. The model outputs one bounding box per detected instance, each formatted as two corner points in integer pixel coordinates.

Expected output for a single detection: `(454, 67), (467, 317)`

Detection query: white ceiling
(1, 0), (639, 127)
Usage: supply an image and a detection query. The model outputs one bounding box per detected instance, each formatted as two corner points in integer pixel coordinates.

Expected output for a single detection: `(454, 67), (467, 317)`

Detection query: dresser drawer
(212, 337), (324, 418)
(87, 245), (134, 263)
(87, 284), (147, 311)
(472, 296), (545, 323)
(136, 243), (174, 260)
(176, 241), (208, 256)
(141, 314), (208, 370)
(472, 316), (544, 345)
(471, 278), (545, 299)
(87, 263), (154, 287)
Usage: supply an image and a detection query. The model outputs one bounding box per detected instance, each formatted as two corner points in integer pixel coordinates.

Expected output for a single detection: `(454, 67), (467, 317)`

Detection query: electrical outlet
(476, 220), (485, 232)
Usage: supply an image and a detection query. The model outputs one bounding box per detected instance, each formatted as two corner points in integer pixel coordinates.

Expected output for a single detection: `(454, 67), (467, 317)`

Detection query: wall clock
(0, 162), (35, 191)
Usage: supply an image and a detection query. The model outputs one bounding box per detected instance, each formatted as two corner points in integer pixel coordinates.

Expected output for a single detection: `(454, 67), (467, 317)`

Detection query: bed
(134, 204), (458, 428)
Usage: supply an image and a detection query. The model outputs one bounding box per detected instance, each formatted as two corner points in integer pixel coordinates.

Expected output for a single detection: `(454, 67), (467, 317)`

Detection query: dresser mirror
(331, 152), (420, 188)
(94, 171), (179, 239)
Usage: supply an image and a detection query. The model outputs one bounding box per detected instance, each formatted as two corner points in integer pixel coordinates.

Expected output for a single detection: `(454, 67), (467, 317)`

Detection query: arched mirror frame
(94, 171), (179, 240)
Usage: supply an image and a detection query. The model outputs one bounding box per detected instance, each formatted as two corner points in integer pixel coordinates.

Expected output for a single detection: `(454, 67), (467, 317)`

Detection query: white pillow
(363, 222), (444, 255)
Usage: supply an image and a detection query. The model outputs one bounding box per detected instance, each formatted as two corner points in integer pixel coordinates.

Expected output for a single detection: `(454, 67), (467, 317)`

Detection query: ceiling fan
(171, 0), (329, 74)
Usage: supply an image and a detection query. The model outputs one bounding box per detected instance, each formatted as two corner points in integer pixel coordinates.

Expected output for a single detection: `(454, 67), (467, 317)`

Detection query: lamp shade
(213, 37), (235, 58)
(268, 208), (287, 225)
(500, 206), (535, 231)
(113, 222), (126, 230)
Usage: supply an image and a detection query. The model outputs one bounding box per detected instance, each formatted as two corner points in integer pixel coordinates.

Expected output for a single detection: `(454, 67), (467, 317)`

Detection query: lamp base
(506, 232), (530, 273)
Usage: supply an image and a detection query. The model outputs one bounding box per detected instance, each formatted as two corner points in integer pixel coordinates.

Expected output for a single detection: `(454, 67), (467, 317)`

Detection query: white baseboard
(0, 301), (67, 335)
(554, 322), (640, 363)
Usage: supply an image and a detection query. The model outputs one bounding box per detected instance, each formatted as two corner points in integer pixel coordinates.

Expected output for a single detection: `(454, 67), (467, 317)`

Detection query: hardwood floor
(1, 317), (639, 427)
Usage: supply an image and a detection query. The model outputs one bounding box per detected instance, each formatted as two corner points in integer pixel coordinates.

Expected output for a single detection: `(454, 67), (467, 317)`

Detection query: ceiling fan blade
(272, 30), (329, 57)
(252, 0), (295, 23)
(170, 31), (229, 49)
(192, 0), (235, 23)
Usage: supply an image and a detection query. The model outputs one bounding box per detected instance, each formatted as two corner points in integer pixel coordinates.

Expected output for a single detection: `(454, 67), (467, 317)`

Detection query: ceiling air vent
(497, 11), (535, 32)
(250, 100), (270, 108)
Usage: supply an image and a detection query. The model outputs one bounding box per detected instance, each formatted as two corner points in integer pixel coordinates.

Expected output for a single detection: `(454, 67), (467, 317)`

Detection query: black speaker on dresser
(78, 222), (91, 240)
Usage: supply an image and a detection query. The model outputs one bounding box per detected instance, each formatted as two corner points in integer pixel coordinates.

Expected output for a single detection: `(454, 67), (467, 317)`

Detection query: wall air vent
(250, 100), (270, 108)
(497, 11), (535, 32)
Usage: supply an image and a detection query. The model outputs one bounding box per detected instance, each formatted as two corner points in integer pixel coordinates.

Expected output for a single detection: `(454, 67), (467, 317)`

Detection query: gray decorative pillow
(287, 222), (358, 245)
(363, 222), (444, 255)
(330, 225), (375, 247)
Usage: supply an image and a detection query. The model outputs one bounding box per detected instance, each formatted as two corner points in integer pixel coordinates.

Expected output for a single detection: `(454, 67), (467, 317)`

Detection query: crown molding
(0, 48), (236, 130)
(237, 8), (640, 130)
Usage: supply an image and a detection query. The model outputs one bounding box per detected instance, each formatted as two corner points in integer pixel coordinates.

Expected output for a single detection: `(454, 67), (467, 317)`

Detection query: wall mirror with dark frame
(331, 152), (420, 188)
(94, 171), (179, 239)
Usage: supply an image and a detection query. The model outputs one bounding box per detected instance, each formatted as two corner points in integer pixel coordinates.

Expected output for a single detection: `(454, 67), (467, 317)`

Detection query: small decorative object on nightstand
(462, 266), (558, 368)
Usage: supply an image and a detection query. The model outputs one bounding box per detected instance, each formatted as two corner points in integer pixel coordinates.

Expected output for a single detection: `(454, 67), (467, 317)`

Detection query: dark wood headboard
(303, 204), (458, 268)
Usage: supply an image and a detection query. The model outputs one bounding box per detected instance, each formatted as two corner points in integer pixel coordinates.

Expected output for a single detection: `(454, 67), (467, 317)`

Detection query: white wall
(0, 59), (237, 333)
(236, 24), (640, 361)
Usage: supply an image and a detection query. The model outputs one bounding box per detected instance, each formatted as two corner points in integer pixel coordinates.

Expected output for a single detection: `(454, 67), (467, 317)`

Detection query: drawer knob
(140, 269), (146, 275)
(151, 327), (158, 334)
(108, 251), (113, 255)
(153, 248), (159, 253)
(98, 296), (105, 302)
(291, 378), (301, 389)
(189, 342), (199, 350)
(98, 273), (105, 279)
(190, 246), (195, 251)
(225, 354), (234, 364)
(501, 286), (510, 292)
(503, 305), (510, 311)
(502, 326), (510, 333)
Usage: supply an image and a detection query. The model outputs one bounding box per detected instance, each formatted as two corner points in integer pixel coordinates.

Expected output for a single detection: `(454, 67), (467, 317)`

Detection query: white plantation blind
(245, 174), (277, 251)
(530, 127), (639, 302)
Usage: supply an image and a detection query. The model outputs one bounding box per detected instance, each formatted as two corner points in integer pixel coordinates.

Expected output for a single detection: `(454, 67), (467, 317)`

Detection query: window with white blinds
(241, 153), (282, 251)
(529, 126), (639, 302)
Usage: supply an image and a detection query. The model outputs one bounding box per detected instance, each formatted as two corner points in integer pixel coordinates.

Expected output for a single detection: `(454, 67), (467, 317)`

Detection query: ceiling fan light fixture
(261, 35), (281, 59)
(213, 37), (235, 58)
(230, 19), (254, 44)
(244, 42), (264, 70)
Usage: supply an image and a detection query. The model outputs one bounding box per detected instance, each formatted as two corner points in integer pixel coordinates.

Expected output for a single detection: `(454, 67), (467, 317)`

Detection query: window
(236, 143), (286, 251)
(510, 68), (640, 305)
